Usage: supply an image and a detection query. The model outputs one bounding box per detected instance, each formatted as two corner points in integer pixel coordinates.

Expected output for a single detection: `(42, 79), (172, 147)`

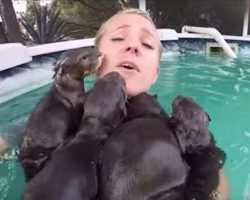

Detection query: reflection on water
(243, 173), (250, 200)
(0, 149), (22, 200)
(0, 161), (14, 200)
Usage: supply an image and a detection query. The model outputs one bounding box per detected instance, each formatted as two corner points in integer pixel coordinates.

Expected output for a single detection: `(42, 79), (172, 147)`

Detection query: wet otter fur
(19, 47), (102, 181)
(170, 95), (226, 200)
(100, 93), (188, 200)
(21, 72), (126, 200)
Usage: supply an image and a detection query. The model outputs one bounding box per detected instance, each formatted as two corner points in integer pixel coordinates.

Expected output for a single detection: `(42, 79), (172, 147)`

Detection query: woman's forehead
(107, 14), (158, 36)
(98, 13), (162, 57)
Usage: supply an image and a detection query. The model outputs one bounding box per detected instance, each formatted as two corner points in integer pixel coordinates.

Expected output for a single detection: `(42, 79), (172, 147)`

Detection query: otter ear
(206, 112), (211, 122)
(53, 57), (66, 79)
(53, 66), (63, 80)
(53, 63), (59, 79)
(153, 94), (158, 99)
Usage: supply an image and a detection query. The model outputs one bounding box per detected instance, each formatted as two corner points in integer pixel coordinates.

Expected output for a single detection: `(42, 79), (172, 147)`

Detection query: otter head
(171, 95), (212, 152)
(53, 47), (103, 81)
(172, 95), (210, 130)
(83, 72), (127, 130)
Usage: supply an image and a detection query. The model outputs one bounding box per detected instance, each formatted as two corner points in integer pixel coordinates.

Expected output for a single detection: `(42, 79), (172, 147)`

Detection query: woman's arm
(0, 135), (8, 155)
(211, 169), (230, 200)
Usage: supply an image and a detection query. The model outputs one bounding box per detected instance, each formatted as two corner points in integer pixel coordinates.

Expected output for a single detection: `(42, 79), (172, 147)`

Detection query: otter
(18, 47), (102, 181)
(170, 95), (226, 200)
(100, 93), (188, 200)
(21, 72), (126, 200)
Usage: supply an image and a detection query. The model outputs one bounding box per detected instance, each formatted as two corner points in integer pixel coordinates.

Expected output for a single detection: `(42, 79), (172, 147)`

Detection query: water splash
(0, 149), (19, 161)
(0, 56), (55, 104)
(232, 158), (248, 170)
(240, 146), (249, 154)
(240, 46), (250, 56)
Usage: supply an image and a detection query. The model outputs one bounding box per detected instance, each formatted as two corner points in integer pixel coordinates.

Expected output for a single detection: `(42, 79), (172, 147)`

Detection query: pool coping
(1, 30), (250, 72)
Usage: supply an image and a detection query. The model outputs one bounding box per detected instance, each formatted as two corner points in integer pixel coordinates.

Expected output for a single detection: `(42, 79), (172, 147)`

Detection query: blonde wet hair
(94, 8), (162, 58)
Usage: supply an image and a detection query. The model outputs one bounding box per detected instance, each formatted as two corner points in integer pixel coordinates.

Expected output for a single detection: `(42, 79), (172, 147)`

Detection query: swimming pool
(0, 51), (250, 199)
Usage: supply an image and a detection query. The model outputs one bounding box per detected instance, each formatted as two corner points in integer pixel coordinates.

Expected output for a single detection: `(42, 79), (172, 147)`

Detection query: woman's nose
(126, 46), (138, 54)
(124, 40), (141, 56)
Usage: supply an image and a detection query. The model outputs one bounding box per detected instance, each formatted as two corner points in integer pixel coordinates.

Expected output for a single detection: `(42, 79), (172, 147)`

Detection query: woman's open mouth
(118, 61), (140, 72)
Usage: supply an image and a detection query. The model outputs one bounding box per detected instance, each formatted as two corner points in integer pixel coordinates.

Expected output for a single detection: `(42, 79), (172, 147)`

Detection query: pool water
(0, 53), (250, 199)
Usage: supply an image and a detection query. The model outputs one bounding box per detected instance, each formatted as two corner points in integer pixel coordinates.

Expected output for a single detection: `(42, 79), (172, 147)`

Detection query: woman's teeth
(122, 63), (133, 70)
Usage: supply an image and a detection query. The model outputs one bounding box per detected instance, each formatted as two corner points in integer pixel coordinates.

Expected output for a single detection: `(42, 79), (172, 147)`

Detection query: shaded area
(1, 0), (248, 44)
(148, 0), (247, 36)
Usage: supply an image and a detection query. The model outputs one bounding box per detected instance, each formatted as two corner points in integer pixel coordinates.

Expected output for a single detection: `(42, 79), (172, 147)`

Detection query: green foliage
(20, 3), (72, 44)
(51, 0), (138, 39)
(25, 0), (37, 25)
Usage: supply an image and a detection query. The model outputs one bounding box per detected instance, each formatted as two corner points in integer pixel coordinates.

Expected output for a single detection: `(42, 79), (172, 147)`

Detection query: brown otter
(170, 95), (226, 200)
(18, 47), (102, 181)
(21, 72), (126, 200)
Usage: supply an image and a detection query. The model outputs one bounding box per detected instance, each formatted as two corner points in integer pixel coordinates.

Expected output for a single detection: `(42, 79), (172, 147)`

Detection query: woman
(94, 8), (230, 200)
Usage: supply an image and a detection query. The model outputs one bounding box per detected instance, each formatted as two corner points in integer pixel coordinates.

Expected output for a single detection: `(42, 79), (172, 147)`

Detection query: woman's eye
(111, 38), (124, 41)
(142, 42), (154, 50)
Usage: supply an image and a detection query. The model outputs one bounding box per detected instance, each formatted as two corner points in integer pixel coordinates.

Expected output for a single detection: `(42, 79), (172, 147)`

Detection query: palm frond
(19, 4), (71, 44)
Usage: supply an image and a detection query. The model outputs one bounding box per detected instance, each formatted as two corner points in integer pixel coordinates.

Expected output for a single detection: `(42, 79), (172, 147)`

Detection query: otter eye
(82, 55), (88, 60)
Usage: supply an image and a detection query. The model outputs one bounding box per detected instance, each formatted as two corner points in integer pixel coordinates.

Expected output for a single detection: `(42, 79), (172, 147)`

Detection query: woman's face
(97, 13), (160, 97)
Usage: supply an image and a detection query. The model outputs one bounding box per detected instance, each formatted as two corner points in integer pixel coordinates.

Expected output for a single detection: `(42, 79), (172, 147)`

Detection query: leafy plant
(20, 3), (73, 44)
(51, 0), (138, 39)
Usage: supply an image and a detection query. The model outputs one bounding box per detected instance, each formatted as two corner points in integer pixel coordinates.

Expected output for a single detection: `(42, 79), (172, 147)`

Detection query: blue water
(0, 52), (250, 199)
(153, 53), (250, 199)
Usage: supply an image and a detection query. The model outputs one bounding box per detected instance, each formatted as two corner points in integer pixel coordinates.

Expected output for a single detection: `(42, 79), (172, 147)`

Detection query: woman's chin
(125, 84), (142, 98)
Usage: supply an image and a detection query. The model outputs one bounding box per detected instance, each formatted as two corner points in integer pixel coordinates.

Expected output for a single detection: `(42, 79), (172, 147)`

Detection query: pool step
(206, 42), (239, 55)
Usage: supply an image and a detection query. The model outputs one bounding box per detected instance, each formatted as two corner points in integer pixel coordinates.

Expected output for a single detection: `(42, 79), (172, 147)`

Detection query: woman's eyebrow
(142, 28), (155, 38)
(113, 24), (130, 32)
(142, 28), (158, 45)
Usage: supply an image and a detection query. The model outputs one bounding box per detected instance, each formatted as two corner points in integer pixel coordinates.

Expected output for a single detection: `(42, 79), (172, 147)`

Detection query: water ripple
(0, 161), (16, 200)
(240, 146), (250, 154)
(245, 131), (250, 138)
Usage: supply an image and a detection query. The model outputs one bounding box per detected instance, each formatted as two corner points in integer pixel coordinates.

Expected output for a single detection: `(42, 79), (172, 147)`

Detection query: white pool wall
(1, 29), (250, 71)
